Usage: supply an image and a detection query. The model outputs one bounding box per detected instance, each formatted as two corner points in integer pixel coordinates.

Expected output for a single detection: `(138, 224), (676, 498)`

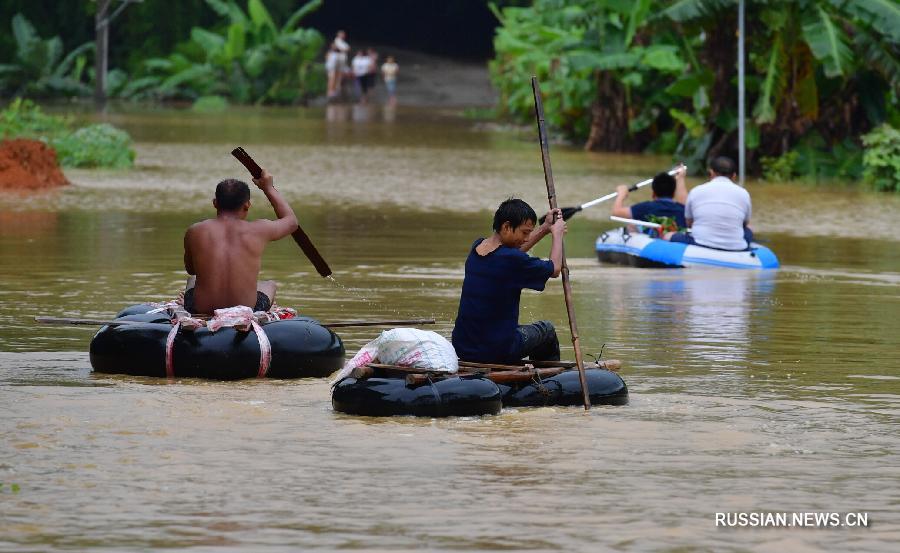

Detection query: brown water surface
(1, 106), (899, 551)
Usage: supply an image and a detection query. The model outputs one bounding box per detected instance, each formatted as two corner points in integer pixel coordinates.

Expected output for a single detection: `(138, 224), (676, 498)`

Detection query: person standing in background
(365, 47), (379, 99)
(330, 30), (350, 98)
(381, 56), (399, 106)
(325, 44), (340, 100)
(351, 50), (373, 104)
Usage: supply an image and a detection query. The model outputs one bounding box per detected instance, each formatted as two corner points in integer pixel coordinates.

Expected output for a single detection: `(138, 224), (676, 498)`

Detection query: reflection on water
(2, 106), (899, 552)
(326, 103), (397, 126)
(654, 271), (776, 363)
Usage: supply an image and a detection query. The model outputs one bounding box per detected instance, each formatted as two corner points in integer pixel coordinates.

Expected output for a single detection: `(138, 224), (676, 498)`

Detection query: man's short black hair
(493, 198), (537, 232)
(709, 156), (737, 177)
(215, 179), (251, 211)
(651, 172), (676, 198)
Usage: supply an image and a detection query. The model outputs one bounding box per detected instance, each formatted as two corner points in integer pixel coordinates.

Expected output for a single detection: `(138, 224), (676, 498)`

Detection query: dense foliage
(490, 0), (900, 182)
(0, 0), (325, 105)
(0, 99), (135, 168)
(0, 14), (92, 97)
(861, 124), (900, 193)
(124, 0), (325, 104)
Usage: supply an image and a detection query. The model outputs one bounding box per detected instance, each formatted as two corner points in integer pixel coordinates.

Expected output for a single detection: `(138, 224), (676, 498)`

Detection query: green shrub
(861, 124), (900, 193)
(0, 98), (69, 139)
(50, 124), (135, 169)
(191, 95), (229, 113)
(1, 99), (135, 169)
(789, 132), (863, 182)
(760, 151), (799, 182)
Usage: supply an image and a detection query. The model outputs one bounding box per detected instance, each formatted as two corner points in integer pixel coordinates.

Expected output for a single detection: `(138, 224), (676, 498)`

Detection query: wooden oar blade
(292, 227), (332, 278)
(231, 146), (332, 278)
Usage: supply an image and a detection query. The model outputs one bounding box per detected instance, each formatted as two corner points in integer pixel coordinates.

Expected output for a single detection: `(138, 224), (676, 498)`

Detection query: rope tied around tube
(162, 305), (294, 378)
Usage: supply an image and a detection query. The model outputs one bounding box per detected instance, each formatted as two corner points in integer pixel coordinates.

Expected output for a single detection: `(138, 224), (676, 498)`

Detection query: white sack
(332, 327), (458, 382)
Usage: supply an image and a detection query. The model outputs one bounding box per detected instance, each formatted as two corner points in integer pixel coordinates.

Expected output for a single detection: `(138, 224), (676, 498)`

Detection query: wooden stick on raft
(532, 76), (592, 411)
(458, 359), (621, 372)
(349, 359), (622, 383)
(34, 316), (436, 328)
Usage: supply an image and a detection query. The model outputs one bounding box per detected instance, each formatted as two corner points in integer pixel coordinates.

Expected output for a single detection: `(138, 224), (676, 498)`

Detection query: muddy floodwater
(2, 106), (899, 552)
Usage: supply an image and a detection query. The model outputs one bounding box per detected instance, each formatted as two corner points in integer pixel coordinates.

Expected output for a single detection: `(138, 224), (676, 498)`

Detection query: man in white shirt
(665, 156), (753, 250)
(351, 50), (373, 103)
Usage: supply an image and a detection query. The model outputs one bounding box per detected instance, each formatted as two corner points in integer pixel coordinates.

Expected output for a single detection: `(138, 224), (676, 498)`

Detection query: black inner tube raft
(332, 373), (503, 417)
(496, 368), (628, 407)
(90, 304), (345, 380)
(331, 362), (628, 417)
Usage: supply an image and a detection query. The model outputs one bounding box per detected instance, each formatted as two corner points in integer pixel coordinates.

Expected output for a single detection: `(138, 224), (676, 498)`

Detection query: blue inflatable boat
(595, 228), (779, 269)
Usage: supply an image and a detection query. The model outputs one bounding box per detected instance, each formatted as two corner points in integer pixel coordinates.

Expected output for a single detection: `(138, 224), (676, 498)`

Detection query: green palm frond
(624, 0), (652, 47)
(44, 36), (63, 75)
(204, 0), (249, 28)
(52, 42), (94, 79)
(661, 0), (734, 22)
(247, 0), (277, 35)
(801, 4), (852, 78)
(11, 13), (39, 56)
(753, 36), (786, 124)
(853, 27), (900, 88)
(191, 27), (226, 62)
(282, 0), (322, 32)
(845, 0), (900, 44)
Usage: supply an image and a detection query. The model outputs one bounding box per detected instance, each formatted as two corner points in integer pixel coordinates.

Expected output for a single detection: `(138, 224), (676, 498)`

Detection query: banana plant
(661, 0), (900, 160)
(489, 0), (686, 144)
(131, 0), (324, 104)
(0, 13), (93, 97)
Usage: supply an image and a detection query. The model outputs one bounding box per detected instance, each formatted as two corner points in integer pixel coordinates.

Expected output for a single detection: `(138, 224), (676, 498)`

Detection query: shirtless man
(182, 170), (298, 314)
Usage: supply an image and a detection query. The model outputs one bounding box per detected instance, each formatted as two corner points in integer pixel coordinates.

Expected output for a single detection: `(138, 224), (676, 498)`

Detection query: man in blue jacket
(611, 165), (688, 229)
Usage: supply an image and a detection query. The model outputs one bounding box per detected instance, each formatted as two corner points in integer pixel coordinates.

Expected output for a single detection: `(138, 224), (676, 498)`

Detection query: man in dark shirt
(451, 199), (565, 364)
(611, 165), (688, 229)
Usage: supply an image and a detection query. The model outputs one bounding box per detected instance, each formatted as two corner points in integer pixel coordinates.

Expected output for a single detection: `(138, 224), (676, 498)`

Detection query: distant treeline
(0, 1), (300, 73)
(489, 0), (899, 188)
(0, 0), (525, 105)
(0, 1), (329, 104)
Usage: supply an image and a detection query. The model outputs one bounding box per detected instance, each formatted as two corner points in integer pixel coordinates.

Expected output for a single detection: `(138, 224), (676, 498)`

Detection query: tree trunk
(584, 71), (630, 151)
(94, 0), (111, 109)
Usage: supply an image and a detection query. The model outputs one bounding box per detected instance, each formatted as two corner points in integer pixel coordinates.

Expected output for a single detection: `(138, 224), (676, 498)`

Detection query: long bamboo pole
(531, 76), (591, 411)
(34, 316), (435, 329)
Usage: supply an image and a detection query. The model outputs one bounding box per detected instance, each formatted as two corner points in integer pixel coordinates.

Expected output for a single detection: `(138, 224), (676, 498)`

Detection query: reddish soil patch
(0, 139), (70, 190)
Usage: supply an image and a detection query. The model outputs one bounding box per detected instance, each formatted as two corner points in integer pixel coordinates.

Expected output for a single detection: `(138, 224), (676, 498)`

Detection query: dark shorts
(183, 289), (272, 314)
(515, 320), (560, 362)
(670, 227), (755, 251)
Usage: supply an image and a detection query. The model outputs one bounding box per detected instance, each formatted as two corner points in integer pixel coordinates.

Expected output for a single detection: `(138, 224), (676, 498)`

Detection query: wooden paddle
(532, 76), (591, 411)
(35, 316), (436, 328)
(231, 147), (332, 278)
(539, 166), (683, 224)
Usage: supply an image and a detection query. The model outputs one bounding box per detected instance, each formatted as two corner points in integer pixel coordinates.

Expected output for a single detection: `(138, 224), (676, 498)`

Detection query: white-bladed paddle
(609, 215), (663, 229)
(541, 165), (683, 223)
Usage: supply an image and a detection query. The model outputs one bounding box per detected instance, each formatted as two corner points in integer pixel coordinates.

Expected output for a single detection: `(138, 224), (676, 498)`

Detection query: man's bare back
(183, 170), (298, 314)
